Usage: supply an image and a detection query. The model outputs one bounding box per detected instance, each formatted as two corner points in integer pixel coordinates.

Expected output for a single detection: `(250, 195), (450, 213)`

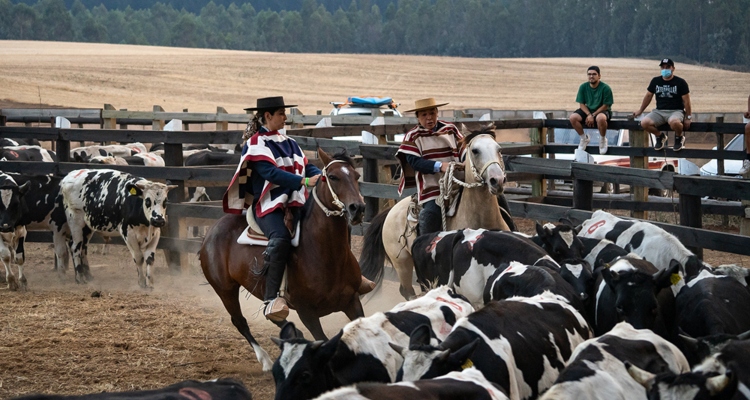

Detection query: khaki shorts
(644, 109), (685, 126)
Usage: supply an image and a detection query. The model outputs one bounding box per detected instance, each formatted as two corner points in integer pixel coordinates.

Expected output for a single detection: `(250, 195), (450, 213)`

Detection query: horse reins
(312, 159), (347, 217)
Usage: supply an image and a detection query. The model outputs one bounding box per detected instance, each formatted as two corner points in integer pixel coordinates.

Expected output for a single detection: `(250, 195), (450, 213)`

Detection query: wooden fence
(1, 108), (749, 270)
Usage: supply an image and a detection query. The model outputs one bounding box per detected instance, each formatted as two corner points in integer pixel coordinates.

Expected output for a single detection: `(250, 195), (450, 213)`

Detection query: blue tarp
(348, 96), (393, 106)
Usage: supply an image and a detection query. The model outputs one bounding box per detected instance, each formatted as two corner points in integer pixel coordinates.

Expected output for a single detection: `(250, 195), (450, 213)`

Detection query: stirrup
(359, 275), (376, 295)
(263, 298), (289, 322)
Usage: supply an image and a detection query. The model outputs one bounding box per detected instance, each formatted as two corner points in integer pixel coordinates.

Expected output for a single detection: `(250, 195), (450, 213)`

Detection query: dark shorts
(574, 109), (612, 121)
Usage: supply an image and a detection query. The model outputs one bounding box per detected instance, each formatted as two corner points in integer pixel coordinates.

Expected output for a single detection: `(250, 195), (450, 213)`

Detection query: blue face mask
(661, 69), (672, 78)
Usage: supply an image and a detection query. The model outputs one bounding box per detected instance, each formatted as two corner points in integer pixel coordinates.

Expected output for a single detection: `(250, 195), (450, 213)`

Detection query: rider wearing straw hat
(396, 98), (465, 236)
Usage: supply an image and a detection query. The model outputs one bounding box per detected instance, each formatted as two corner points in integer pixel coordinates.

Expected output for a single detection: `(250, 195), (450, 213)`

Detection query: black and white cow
(412, 229), (552, 307)
(313, 367), (509, 400)
(272, 286), (474, 400)
(85, 152), (166, 167)
(0, 145), (57, 162)
(676, 270), (750, 339)
(580, 210), (709, 277)
(0, 138), (40, 147)
(396, 291), (592, 400)
(0, 173), (30, 290)
(70, 143), (147, 160)
(60, 169), (176, 288)
(14, 378), (253, 400)
(593, 256), (681, 338)
(532, 222), (584, 262)
(541, 322), (690, 400)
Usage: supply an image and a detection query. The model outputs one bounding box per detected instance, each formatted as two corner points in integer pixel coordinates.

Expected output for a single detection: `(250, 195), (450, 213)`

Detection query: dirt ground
(1, 217), (748, 400)
(1, 41), (748, 114)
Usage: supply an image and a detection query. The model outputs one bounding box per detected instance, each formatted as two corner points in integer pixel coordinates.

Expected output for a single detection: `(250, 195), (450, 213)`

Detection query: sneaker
(263, 298), (289, 322)
(739, 159), (750, 175)
(654, 133), (667, 151)
(578, 134), (590, 151)
(673, 135), (686, 152)
(599, 137), (608, 155)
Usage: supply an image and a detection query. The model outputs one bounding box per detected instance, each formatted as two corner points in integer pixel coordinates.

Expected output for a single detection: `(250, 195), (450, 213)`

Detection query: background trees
(3, 0), (749, 68)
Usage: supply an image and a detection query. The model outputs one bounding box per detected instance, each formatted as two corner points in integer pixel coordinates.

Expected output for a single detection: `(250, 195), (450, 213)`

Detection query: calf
(580, 209), (709, 277)
(412, 228), (551, 307)
(313, 368), (509, 400)
(272, 286), (474, 400)
(594, 256), (680, 338)
(541, 322), (690, 400)
(14, 378), (252, 400)
(60, 169), (176, 288)
(677, 270), (750, 339)
(0, 145), (57, 162)
(397, 291), (592, 400)
(0, 173), (29, 290)
(70, 143), (147, 161)
(532, 222), (584, 262)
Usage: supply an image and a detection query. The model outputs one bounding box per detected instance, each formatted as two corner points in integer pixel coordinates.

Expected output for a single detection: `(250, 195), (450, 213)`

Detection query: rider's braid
(243, 113), (263, 141)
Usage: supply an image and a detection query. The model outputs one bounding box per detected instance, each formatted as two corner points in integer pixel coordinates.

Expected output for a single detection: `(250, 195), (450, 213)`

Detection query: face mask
(661, 69), (672, 78)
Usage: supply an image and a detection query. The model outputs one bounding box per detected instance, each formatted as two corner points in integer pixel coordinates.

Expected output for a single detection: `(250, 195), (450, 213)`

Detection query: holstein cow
(313, 368), (509, 400)
(0, 145), (57, 162)
(70, 143), (147, 160)
(676, 270), (750, 339)
(579, 209), (710, 277)
(60, 169), (176, 288)
(85, 152), (166, 167)
(412, 229), (552, 307)
(532, 222), (584, 262)
(593, 256), (681, 339)
(272, 286), (474, 400)
(628, 338), (750, 399)
(0, 173), (29, 290)
(13, 378), (253, 400)
(541, 322), (690, 400)
(0, 138), (40, 147)
(396, 291), (592, 400)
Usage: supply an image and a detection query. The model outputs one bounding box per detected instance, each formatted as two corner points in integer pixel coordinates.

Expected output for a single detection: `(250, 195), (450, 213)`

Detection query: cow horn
(388, 342), (405, 355)
(310, 340), (325, 351)
(679, 333), (699, 346)
(625, 362), (655, 390)
(437, 349), (451, 362)
(737, 329), (750, 341)
(271, 337), (283, 347)
(706, 372), (732, 395)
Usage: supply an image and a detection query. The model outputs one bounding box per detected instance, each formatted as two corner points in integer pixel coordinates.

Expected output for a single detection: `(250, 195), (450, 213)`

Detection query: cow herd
(265, 209), (750, 400)
(0, 140), (238, 290)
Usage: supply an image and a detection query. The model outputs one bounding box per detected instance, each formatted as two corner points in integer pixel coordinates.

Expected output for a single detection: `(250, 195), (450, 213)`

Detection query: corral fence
(1, 106), (749, 271)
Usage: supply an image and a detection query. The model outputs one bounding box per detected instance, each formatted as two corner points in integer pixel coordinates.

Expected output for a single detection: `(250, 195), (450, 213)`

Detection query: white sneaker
(578, 134), (590, 151)
(739, 159), (750, 175)
(599, 138), (608, 155)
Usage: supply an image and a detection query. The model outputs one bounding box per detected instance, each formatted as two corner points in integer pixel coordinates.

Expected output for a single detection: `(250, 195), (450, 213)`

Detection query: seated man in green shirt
(569, 66), (614, 154)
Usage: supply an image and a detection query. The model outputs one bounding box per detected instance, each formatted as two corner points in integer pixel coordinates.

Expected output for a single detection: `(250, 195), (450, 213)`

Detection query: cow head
(601, 257), (678, 331)
(0, 180), (30, 233)
(626, 361), (736, 400)
(395, 324), (480, 382)
(559, 258), (594, 302)
(125, 180), (177, 227)
(535, 222), (584, 262)
(271, 322), (339, 400)
(678, 329), (750, 366)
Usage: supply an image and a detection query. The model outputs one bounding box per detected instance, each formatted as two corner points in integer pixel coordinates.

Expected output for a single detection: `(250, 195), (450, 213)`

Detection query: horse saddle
(406, 192), (461, 225)
(236, 210), (300, 247)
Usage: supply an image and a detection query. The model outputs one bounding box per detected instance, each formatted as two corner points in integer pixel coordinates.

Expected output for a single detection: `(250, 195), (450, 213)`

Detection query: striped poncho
(223, 129), (308, 216)
(396, 121), (464, 203)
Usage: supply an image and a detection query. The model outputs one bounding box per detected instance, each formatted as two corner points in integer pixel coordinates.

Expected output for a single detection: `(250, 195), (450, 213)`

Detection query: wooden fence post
(156, 106), (185, 273)
(183, 109), (190, 131)
(680, 194), (703, 258)
(630, 126), (648, 219)
(573, 178), (593, 211)
(531, 121), (547, 197)
(216, 107), (228, 131)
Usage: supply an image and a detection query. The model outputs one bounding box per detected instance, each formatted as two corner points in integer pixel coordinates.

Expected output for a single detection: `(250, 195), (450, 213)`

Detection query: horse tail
(360, 207), (391, 287)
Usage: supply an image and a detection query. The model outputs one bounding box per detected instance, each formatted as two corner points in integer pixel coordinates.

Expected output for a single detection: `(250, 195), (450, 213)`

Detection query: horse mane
(330, 149), (355, 167)
(459, 125), (496, 147)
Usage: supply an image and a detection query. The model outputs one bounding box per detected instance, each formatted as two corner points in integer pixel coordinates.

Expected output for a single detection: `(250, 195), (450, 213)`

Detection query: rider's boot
(263, 238), (292, 322)
(358, 275), (376, 294)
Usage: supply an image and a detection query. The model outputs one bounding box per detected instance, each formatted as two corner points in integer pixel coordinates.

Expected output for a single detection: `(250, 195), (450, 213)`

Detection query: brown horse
(199, 148), (366, 371)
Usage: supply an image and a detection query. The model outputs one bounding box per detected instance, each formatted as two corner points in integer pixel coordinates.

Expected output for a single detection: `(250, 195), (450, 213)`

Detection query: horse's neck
(450, 159), (507, 230)
(301, 194), (350, 249)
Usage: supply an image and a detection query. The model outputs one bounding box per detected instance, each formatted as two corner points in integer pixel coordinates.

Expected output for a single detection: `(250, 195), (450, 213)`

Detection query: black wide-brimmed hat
(244, 96), (297, 112)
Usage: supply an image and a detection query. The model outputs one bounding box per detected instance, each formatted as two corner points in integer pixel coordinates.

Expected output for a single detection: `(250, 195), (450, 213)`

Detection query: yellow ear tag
(670, 273), (682, 285)
(129, 188), (137, 195)
(461, 359), (474, 370)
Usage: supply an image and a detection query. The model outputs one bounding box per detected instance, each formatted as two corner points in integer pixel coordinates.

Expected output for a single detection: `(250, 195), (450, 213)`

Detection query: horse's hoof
(7, 277), (19, 291)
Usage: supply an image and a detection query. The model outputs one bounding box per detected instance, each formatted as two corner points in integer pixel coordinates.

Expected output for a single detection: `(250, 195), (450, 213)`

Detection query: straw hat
(405, 98), (449, 113)
(244, 96), (297, 111)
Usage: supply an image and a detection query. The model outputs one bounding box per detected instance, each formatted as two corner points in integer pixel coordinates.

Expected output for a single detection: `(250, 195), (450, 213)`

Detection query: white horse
(360, 126), (511, 299)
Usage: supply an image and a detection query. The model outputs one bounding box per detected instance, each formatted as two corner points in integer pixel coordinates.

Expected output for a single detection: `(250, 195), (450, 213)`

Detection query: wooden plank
(0, 126), (59, 141)
(680, 194), (703, 257)
(359, 182), (415, 200)
(544, 119), (746, 134)
(292, 136), (362, 155)
(674, 175), (750, 201)
(631, 128), (649, 219)
(506, 157), (572, 176)
(168, 203), (225, 219)
(572, 163), (673, 189)
(1, 108), (101, 124)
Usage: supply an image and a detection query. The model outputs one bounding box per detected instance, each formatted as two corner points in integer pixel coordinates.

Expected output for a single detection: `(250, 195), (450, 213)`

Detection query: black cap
(659, 58), (675, 67)
(244, 96), (297, 112)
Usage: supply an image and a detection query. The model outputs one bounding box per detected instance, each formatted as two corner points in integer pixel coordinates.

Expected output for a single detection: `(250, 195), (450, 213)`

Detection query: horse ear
(317, 147), (332, 165)
(460, 123), (470, 136)
(483, 122), (496, 131)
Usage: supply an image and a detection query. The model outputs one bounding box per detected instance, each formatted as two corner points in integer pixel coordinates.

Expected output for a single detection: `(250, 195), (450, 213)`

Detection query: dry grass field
(1, 40), (750, 400)
(1, 40), (748, 114)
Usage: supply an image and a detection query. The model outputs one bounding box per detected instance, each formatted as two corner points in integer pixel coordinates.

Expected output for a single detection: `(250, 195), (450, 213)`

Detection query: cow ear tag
(670, 273), (682, 285)
(461, 359), (474, 370)
(129, 187), (137, 195)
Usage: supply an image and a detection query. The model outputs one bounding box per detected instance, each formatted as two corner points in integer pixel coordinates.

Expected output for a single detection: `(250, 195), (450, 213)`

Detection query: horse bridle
(312, 159), (347, 217)
(467, 135), (505, 185)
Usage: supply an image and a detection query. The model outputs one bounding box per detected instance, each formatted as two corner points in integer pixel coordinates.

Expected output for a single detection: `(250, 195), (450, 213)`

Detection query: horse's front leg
(343, 296), (365, 321)
(297, 310), (328, 341)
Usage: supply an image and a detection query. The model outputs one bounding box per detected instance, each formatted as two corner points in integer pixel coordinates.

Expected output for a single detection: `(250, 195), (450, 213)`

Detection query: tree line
(2, 0), (749, 68)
